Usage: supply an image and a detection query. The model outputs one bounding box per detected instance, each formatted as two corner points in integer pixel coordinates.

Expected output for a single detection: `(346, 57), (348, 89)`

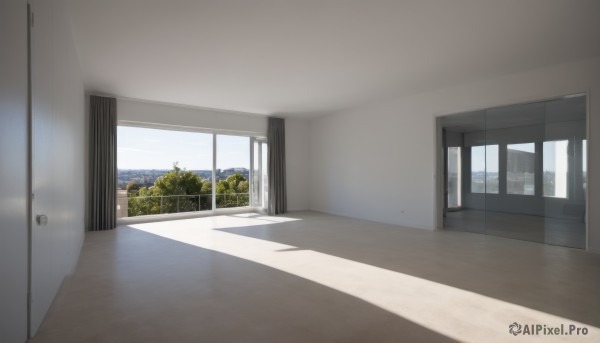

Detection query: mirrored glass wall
(440, 95), (587, 249)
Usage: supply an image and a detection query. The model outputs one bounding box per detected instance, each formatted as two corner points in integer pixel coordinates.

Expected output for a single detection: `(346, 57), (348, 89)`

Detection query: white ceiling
(68, 0), (600, 117)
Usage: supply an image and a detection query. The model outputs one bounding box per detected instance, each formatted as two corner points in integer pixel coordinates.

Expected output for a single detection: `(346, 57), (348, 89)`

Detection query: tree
(128, 163), (213, 216)
(126, 180), (140, 193)
(216, 173), (250, 208)
(128, 164), (250, 217)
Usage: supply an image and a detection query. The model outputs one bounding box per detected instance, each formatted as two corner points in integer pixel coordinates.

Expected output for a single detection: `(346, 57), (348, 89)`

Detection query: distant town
(118, 168), (250, 190)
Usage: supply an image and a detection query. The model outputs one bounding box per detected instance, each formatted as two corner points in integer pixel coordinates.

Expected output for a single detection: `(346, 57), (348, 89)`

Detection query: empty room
(2, 0), (600, 342)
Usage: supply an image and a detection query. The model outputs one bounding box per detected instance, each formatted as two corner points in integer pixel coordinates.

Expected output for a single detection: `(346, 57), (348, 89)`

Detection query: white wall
(118, 98), (268, 136)
(29, 0), (86, 336)
(309, 58), (600, 251)
(0, 0), (29, 341)
(117, 98), (310, 211)
(285, 118), (309, 211)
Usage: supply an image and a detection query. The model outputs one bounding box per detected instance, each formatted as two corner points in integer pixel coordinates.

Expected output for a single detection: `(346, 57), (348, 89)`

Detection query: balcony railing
(117, 193), (250, 218)
(216, 193), (250, 208)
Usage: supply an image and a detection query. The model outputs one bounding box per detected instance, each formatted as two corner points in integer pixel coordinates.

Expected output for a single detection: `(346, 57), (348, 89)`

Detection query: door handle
(36, 214), (48, 226)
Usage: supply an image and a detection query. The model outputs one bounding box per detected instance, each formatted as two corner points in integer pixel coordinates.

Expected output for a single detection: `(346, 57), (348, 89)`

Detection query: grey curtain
(90, 95), (117, 230)
(267, 117), (287, 215)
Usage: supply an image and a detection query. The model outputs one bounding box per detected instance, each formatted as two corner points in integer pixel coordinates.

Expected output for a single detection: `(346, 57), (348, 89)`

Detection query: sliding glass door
(117, 126), (214, 217)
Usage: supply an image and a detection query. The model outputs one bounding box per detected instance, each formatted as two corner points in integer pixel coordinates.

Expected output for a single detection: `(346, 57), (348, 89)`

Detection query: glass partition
(439, 95), (587, 249)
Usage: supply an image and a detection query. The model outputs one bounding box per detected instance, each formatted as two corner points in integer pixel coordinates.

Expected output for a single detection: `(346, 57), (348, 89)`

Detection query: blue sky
(117, 126), (250, 170)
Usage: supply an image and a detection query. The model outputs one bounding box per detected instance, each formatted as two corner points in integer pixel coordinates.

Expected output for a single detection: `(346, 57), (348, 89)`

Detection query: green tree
(126, 180), (140, 193)
(216, 173), (250, 208)
(128, 163), (213, 216)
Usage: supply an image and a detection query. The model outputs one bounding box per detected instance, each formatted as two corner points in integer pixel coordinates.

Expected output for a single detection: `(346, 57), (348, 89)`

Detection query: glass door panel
(543, 96), (586, 248)
(252, 140), (260, 207)
(251, 139), (268, 212)
(216, 135), (250, 208)
(442, 95), (586, 249)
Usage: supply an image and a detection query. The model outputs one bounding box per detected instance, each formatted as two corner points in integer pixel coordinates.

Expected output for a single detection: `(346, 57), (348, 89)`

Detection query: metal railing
(118, 193), (250, 218)
(216, 193), (250, 208)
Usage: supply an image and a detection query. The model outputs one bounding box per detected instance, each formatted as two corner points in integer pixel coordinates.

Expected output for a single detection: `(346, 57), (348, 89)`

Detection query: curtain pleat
(90, 95), (117, 230)
(267, 117), (287, 215)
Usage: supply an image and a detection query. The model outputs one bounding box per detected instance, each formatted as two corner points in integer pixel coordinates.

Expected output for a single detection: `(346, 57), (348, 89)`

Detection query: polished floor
(32, 211), (600, 342)
(444, 209), (586, 249)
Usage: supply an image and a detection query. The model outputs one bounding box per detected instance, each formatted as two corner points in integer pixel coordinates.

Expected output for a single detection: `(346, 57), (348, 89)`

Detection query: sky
(117, 126), (250, 170)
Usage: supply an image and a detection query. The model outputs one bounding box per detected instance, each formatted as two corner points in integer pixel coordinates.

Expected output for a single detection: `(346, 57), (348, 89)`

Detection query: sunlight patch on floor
(128, 215), (598, 342)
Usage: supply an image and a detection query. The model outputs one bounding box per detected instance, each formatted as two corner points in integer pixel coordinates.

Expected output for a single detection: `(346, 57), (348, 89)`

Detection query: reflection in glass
(582, 139), (587, 192)
(440, 94), (586, 249)
(507, 143), (535, 195)
(447, 147), (461, 208)
(543, 140), (568, 198)
(471, 145), (498, 193)
(471, 146), (485, 193)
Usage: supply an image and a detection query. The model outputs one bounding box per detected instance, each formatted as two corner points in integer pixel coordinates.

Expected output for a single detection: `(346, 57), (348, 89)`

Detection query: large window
(507, 143), (535, 195)
(117, 126), (214, 218)
(543, 140), (568, 198)
(471, 145), (498, 194)
(117, 126), (264, 218)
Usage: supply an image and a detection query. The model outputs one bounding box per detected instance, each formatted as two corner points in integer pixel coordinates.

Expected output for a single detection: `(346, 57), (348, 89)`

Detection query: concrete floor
(32, 211), (600, 342)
